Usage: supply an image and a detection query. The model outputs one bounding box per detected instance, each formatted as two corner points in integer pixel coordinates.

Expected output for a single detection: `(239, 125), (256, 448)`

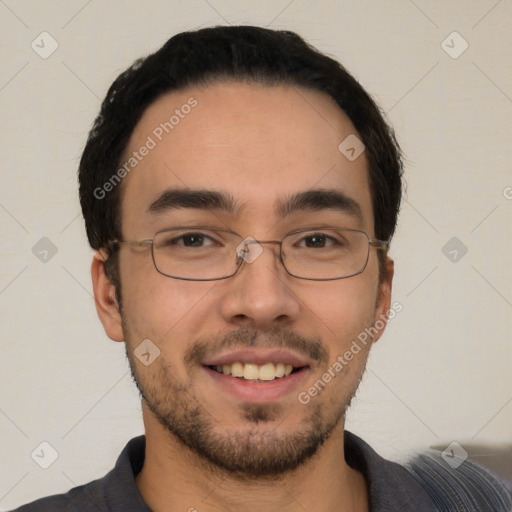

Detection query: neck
(135, 403), (368, 512)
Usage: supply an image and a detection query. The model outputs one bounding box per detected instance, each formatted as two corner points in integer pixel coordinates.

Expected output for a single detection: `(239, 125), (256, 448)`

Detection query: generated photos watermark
(298, 301), (403, 405)
(93, 97), (198, 200)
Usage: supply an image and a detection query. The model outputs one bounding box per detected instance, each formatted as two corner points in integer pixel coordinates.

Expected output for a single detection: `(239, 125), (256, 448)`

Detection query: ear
(371, 256), (395, 344)
(91, 251), (125, 342)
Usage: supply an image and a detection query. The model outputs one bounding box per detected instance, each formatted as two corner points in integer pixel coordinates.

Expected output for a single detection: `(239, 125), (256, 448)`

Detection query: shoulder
(10, 477), (106, 512)
(10, 436), (147, 512)
(12, 495), (73, 512)
(344, 431), (439, 511)
(406, 450), (512, 512)
(10, 485), (91, 511)
(345, 431), (512, 512)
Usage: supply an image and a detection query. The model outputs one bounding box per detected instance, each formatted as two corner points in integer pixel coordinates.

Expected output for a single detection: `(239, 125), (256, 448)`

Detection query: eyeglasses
(109, 226), (389, 281)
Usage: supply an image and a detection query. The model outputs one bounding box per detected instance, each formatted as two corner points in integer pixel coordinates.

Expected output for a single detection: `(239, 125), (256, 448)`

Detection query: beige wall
(1, 0), (511, 508)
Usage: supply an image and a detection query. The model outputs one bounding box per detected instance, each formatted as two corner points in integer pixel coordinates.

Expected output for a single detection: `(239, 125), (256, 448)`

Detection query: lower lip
(203, 366), (310, 404)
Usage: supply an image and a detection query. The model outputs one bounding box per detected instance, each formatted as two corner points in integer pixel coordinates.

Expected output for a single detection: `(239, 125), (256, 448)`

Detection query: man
(15, 25), (511, 512)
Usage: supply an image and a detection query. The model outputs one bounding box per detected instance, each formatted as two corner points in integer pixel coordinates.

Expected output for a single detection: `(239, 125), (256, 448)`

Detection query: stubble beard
(124, 325), (365, 480)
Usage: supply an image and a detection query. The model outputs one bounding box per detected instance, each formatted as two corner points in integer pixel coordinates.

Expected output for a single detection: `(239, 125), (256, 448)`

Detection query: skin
(91, 81), (394, 512)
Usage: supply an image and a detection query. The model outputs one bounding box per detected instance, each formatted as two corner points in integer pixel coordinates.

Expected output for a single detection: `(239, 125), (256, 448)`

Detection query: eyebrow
(147, 187), (363, 224)
(148, 189), (243, 215)
(276, 189), (363, 224)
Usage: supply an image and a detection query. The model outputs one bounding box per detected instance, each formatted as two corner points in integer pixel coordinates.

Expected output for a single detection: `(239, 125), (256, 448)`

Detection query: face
(94, 81), (393, 478)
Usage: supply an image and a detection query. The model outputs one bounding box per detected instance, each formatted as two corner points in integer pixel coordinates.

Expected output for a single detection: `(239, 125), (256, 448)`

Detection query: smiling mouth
(206, 362), (306, 382)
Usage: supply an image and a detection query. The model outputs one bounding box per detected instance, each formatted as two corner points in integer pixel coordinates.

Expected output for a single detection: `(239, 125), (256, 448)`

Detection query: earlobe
(372, 256), (395, 344)
(91, 251), (125, 342)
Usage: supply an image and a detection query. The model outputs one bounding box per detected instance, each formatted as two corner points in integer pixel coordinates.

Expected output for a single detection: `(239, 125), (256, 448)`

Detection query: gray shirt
(12, 431), (511, 511)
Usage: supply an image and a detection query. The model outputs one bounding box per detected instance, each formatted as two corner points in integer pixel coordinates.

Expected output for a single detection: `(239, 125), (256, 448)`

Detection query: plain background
(1, 0), (511, 508)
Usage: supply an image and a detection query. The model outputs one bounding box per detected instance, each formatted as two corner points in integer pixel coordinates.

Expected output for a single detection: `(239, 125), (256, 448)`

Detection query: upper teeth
(214, 362), (294, 380)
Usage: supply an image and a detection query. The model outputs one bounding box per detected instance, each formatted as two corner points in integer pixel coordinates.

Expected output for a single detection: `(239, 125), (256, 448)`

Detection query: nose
(218, 240), (301, 330)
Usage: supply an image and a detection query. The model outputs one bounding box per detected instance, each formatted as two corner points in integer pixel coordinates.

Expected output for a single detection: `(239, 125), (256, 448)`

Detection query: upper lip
(202, 349), (311, 368)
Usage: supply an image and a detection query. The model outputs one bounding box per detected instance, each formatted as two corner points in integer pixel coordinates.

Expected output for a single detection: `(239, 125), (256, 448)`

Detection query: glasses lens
(151, 227), (370, 281)
(282, 229), (369, 280)
(152, 228), (241, 280)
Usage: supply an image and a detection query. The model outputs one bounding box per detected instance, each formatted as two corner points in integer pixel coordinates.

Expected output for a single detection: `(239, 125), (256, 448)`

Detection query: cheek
(119, 255), (216, 344)
(120, 276), (217, 385)
(308, 280), (378, 397)
(306, 276), (379, 351)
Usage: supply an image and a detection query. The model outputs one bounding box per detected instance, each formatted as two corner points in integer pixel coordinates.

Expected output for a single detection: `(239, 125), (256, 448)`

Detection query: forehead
(119, 81), (373, 234)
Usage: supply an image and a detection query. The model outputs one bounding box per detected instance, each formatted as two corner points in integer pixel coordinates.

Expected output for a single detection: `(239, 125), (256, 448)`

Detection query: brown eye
(297, 233), (340, 249)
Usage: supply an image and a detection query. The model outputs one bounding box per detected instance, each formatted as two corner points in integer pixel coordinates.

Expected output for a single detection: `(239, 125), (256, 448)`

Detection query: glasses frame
(109, 226), (390, 282)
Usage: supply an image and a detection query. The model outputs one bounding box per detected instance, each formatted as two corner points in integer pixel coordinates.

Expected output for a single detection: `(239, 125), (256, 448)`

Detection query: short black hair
(79, 25), (403, 296)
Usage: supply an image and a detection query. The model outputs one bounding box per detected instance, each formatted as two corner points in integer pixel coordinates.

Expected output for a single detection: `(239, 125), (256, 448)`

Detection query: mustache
(185, 327), (329, 367)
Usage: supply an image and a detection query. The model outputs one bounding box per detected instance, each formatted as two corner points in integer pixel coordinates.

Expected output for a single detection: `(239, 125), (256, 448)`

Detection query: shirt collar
(101, 432), (436, 511)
